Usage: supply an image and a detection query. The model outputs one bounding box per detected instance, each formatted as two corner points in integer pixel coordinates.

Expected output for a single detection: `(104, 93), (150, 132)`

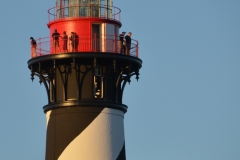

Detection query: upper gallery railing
(48, 4), (121, 23)
(30, 34), (139, 58)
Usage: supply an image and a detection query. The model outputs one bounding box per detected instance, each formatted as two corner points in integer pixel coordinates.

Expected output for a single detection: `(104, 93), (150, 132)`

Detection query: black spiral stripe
(45, 107), (104, 160)
(116, 143), (126, 160)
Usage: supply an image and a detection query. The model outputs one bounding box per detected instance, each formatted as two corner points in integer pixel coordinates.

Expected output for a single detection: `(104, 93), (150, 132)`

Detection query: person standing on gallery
(118, 31), (126, 54)
(30, 37), (37, 57)
(125, 32), (132, 55)
(52, 29), (61, 53)
(74, 32), (79, 51)
(62, 31), (68, 52)
(69, 32), (79, 52)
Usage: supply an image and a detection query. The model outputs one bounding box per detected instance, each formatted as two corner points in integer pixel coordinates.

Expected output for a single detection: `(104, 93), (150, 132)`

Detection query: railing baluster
(114, 34), (116, 53)
(39, 37), (42, 56)
(136, 40), (139, 58)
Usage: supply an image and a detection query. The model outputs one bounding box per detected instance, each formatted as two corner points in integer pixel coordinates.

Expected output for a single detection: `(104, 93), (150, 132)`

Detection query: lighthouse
(28, 0), (142, 159)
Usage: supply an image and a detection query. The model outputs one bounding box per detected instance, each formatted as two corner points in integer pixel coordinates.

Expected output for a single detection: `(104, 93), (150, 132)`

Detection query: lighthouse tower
(28, 0), (142, 159)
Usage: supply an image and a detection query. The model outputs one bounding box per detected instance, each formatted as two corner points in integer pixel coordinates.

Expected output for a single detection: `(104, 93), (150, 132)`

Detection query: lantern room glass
(56, 0), (111, 6)
(55, 0), (113, 19)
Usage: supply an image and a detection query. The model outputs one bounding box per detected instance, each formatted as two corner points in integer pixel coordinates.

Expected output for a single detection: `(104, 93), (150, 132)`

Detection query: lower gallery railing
(30, 35), (139, 58)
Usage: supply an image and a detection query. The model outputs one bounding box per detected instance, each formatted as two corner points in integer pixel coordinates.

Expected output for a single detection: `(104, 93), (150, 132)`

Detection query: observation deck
(30, 34), (139, 59)
(48, 4), (121, 26)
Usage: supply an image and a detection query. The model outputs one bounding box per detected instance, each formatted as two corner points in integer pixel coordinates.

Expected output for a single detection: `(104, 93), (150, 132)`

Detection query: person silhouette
(118, 31), (126, 54)
(30, 37), (37, 57)
(62, 31), (68, 52)
(124, 32), (132, 55)
(52, 29), (61, 53)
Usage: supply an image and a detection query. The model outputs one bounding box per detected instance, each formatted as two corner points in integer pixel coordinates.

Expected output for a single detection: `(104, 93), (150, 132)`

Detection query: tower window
(94, 65), (104, 98)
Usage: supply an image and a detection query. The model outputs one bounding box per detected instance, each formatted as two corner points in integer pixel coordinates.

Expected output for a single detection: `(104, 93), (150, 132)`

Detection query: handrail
(48, 4), (121, 23)
(30, 34), (139, 58)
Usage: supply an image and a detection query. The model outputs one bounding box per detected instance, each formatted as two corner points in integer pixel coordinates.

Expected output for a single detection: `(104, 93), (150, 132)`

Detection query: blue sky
(0, 0), (240, 160)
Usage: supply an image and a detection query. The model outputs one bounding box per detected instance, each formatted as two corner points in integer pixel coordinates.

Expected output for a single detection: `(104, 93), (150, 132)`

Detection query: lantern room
(48, 0), (119, 52)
